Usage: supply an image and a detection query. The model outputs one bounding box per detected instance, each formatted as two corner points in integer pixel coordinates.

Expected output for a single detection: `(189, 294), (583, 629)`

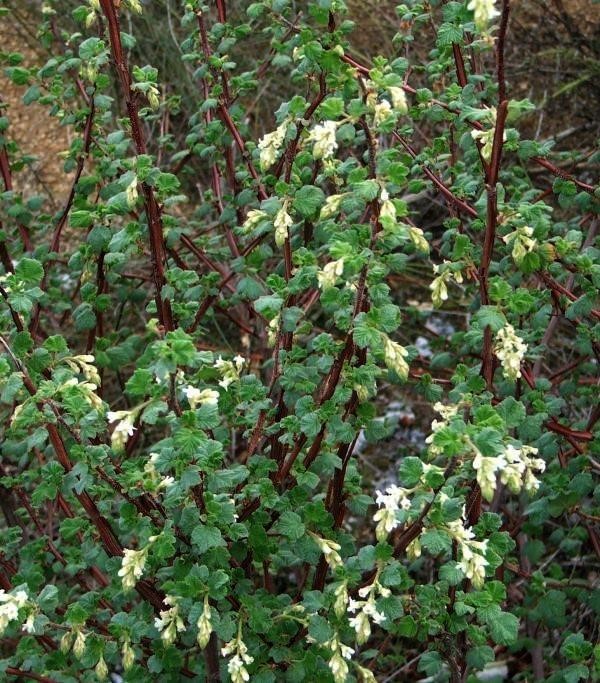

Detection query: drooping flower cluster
(317, 257), (345, 289)
(241, 208), (269, 234)
(387, 85), (409, 114)
(0, 588), (28, 636)
(222, 630), (254, 683)
(447, 518), (489, 589)
(307, 120), (338, 160)
(502, 225), (537, 264)
(257, 121), (288, 169)
(381, 333), (410, 381)
(118, 535), (158, 590)
(473, 440), (545, 501)
(196, 595), (213, 649)
(325, 633), (355, 683)
(214, 354), (245, 389)
(63, 354), (101, 385)
(309, 532), (343, 570)
(494, 323), (527, 380)
(347, 578), (388, 644)
(274, 202), (293, 247)
(473, 448), (507, 502)
(471, 106), (505, 162)
(467, 0), (500, 30)
(373, 484), (412, 541)
(107, 409), (136, 451)
(60, 624), (87, 658)
(184, 385), (219, 409)
(501, 444), (546, 494)
(430, 261), (464, 307)
(154, 595), (185, 646)
(425, 401), (460, 455)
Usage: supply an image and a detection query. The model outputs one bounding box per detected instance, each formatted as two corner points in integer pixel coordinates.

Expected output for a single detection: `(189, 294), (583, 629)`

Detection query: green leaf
(293, 186), (325, 218)
(191, 525), (226, 554)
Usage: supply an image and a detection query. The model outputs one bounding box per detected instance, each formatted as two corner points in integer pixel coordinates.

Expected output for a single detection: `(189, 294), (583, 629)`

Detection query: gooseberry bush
(0, 0), (599, 680)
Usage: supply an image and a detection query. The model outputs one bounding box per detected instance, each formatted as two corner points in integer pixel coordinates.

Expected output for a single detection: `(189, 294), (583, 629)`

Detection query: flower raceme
(494, 323), (527, 380)
(307, 120), (338, 160)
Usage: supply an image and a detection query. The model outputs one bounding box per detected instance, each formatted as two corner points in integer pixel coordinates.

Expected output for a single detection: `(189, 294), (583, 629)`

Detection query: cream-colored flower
(119, 546), (150, 591)
(467, 0), (500, 30)
(379, 188), (397, 224)
(274, 204), (293, 247)
(154, 596), (185, 646)
(381, 334), (409, 380)
(222, 633), (254, 683)
(242, 209), (269, 233)
(258, 121), (288, 169)
(184, 386), (219, 409)
(107, 410), (136, 451)
(309, 532), (343, 570)
(0, 589), (28, 636)
(122, 639), (135, 670)
(473, 450), (506, 502)
(125, 176), (138, 208)
(373, 100), (393, 126)
(388, 86), (408, 114)
(95, 655), (108, 681)
(494, 323), (527, 380)
(317, 258), (344, 289)
(373, 485), (411, 541)
(320, 194), (344, 219)
(72, 626), (87, 659)
(308, 120), (338, 160)
(408, 226), (429, 252)
(214, 355), (244, 390)
(196, 596), (213, 649)
(333, 581), (349, 618)
(502, 225), (536, 264)
(458, 540), (488, 589)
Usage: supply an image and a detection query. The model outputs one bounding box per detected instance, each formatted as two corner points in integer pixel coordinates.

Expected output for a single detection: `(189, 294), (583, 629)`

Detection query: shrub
(0, 1), (599, 681)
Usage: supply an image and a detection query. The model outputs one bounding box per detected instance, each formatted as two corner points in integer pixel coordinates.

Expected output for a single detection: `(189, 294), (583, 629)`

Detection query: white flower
(274, 204), (293, 247)
(154, 596), (185, 646)
(119, 546), (150, 591)
(320, 194), (344, 219)
(408, 226), (429, 252)
(184, 386), (219, 409)
(494, 323), (527, 380)
(333, 581), (349, 618)
(388, 86), (408, 114)
(379, 189), (397, 225)
(373, 485), (411, 541)
(500, 443), (527, 493)
(458, 541), (488, 589)
(309, 533), (343, 570)
(471, 107), (505, 162)
(326, 635), (354, 683)
(214, 355), (244, 389)
(0, 588), (28, 636)
(308, 120), (338, 160)
(242, 209), (268, 233)
(21, 611), (36, 634)
(381, 334), (409, 380)
(222, 634), (253, 683)
(473, 450), (506, 502)
(72, 627), (87, 658)
(125, 176), (138, 207)
(356, 664), (378, 683)
(258, 121), (288, 169)
(373, 99), (393, 126)
(196, 596), (213, 649)
(406, 537), (421, 560)
(122, 639), (135, 670)
(107, 410), (136, 451)
(95, 655), (108, 681)
(467, 0), (500, 30)
(317, 258), (344, 289)
(502, 225), (537, 264)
